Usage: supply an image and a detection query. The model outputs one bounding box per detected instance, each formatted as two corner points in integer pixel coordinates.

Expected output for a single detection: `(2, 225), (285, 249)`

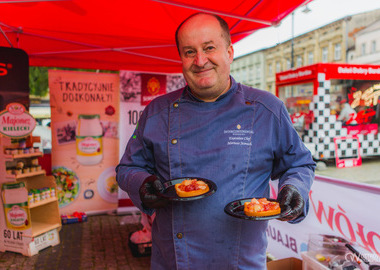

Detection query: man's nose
(194, 51), (207, 67)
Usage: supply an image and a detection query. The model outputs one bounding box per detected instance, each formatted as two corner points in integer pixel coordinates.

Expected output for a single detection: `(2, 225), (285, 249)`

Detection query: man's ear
(228, 44), (234, 63)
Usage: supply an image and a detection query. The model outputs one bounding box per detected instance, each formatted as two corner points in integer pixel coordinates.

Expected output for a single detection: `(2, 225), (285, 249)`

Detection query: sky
(234, 0), (380, 58)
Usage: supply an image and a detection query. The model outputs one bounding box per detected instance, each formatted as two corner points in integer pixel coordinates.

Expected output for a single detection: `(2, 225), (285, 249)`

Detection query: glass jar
(76, 114), (103, 165)
(2, 182), (31, 230)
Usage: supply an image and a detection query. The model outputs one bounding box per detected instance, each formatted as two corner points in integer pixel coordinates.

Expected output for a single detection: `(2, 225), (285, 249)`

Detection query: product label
(0, 103), (36, 138)
(4, 202), (30, 230)
(76, 136), (103, 156)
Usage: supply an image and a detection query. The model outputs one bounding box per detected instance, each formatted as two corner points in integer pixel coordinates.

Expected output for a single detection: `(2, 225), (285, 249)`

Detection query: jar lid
(2, 182), (25, 189)
(78, 114), (100, 119)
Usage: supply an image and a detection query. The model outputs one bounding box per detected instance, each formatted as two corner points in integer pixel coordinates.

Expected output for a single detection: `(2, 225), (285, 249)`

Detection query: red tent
(0, 0), (311, 73)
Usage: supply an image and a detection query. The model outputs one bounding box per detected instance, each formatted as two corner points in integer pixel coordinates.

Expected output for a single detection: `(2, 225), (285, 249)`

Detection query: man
(117, 13), (315, 269)
(337, 100), (358, 125)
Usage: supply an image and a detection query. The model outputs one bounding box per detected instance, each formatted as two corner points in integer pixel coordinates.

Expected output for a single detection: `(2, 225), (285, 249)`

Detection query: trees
(29, 67), (117, 98)
(29, 67), (49, 97)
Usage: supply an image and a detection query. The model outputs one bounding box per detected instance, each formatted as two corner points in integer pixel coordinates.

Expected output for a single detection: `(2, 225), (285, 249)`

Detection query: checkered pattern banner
(303, 73), (380, 160)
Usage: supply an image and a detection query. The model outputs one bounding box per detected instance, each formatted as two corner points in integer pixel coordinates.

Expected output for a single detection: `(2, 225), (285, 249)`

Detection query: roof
(0, 0), (311, 73)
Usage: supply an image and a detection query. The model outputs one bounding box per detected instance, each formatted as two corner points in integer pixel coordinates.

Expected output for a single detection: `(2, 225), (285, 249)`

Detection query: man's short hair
(175, 12), (231, 53)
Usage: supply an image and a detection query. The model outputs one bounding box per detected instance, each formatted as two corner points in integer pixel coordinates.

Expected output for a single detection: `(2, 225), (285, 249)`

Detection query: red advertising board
(276, 63), (380, 102)
(277, 63), (380, 86)
(276, 65), (317, 85)
(141, 74), (167, 106)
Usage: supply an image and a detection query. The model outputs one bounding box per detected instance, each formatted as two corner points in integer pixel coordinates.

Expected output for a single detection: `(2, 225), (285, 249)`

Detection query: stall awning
(0, 0), (311, 73)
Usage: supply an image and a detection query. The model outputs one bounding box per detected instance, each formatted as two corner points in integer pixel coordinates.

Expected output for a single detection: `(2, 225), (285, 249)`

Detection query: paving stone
(0, 214), (150, 269)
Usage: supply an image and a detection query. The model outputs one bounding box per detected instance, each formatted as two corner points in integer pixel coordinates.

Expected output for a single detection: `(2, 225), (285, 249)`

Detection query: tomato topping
(179, 180), (200, 191)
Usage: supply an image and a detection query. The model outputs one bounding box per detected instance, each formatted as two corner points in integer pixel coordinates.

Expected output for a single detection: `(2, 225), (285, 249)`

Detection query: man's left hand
(277, 185), (304, 221)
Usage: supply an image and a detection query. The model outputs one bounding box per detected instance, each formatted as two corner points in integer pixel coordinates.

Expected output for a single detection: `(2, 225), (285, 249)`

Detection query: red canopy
(0, 0), (310, 73)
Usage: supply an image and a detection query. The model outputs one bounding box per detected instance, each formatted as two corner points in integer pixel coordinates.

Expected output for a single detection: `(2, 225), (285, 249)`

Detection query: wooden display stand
(0, 136), (61, 256)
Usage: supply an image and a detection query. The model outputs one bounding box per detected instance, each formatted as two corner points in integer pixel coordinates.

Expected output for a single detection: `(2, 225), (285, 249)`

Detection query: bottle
(76, 114), (103, 165)
(50, 187), (56, 198)
(2, 182), (31, 230)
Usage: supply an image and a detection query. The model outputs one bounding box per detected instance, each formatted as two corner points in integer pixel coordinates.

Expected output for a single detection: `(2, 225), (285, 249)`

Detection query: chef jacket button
(173, 102), (179, 108)
(245, 101), (252, 105)
(176, 232), (183, 239)
(171, 139), (178, 144)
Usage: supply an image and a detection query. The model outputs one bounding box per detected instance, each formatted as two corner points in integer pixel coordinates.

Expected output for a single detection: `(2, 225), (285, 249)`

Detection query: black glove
(277, 185), (304, 221)
(139, 175), (169, 209)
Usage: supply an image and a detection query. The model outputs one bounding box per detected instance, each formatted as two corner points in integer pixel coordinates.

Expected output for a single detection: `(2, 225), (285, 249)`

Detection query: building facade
(349, 19), (380, 65)
(230, 50), (266, 89)
(231, 8), (380, 95)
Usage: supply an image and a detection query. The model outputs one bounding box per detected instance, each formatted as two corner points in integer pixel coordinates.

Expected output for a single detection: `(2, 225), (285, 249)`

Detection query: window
(235, 69), (240, 82)
(242, 68), (247, 82)
(255, 64), (261, 80)
(268, 64), (273, 76)
(308, 52), (314, 65)
(296, 56), (303, 67)
(334, 43), (341, 60)
(276, 61), (281, 73)
(248, 65), (254, 82)
(371, 40), (377, 53)
(322, 47), (328, 63)
(286, 59), (291, 70)
(361, 43), (366, 56)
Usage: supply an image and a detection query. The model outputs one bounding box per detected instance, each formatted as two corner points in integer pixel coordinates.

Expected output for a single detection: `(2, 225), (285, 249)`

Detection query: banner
(0, 47), (29, 111)
(118, 71), (185, 212)
(267, 176), (380, 262)
(140, 73), (166, 106)
(49, 70), (119, 215)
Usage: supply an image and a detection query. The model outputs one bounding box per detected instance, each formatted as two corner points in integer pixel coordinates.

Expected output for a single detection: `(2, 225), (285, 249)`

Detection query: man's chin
(192, 78), (216, 89)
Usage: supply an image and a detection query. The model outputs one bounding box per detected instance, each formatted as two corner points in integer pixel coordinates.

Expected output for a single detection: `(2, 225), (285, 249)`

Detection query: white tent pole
(230, 0), (264, 31)
(0, 0), (68, 3)
(0, 24), (181, 63)
(32, 48), (182, 63)
(0, 25), (13, 47)
(150, 0), (274, 26)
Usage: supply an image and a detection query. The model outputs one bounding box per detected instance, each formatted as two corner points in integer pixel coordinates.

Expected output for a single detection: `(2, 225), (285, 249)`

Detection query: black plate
(157, 177), (217, 201)
(224, 198), (290, 221)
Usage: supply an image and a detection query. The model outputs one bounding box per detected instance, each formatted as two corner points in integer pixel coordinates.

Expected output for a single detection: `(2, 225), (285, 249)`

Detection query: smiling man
(117, 13), (315, 269)
(176, 13), (234, 102)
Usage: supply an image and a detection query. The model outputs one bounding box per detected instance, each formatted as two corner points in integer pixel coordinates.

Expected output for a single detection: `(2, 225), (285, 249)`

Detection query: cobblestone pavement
(2, 158), (379, 269)
(0, 214), (151, 270)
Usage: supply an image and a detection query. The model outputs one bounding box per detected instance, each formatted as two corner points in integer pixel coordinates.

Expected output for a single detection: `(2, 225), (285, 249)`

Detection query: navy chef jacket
(116, 77), (315, 269)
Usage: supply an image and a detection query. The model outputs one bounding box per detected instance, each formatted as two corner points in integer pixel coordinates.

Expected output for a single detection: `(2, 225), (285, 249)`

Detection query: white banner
(117, 101), (145, 211)
(267, 176), (380, 260)
(117, 71), (185, 213)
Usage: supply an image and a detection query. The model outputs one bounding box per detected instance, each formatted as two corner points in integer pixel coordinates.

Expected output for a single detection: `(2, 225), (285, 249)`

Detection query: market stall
(0, 0), (309, 73)
(276, 63), (380, 166)
(0, 103), (61, 256)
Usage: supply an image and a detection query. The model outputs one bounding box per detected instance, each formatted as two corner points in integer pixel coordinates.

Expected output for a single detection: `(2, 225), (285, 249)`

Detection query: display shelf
(30, 222), (61, 238)
(29, 197), (58, 209)
(5, 170), (46, 180)
(4, 152), (43, 161)
(0, 135), (61, 256)
(29, 199), (62, 237)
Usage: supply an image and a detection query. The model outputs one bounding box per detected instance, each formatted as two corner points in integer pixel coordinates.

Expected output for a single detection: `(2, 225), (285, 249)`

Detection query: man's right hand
(139, 175), (169, 209)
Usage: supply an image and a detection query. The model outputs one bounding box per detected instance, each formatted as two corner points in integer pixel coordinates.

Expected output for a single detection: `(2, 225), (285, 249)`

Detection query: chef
(117, 12), (315, 269)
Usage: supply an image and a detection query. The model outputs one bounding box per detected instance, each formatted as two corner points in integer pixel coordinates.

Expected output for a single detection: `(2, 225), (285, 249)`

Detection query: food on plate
(106, 175), (118, 194)
(243, 198), (281, 217)
(52, 167), (80, 207)
(174, 179), (209, 197)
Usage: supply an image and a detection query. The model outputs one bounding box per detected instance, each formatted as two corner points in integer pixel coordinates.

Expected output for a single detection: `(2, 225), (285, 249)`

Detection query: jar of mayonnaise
(2, 182), (31, 230)
(76, 114), (103, 165)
